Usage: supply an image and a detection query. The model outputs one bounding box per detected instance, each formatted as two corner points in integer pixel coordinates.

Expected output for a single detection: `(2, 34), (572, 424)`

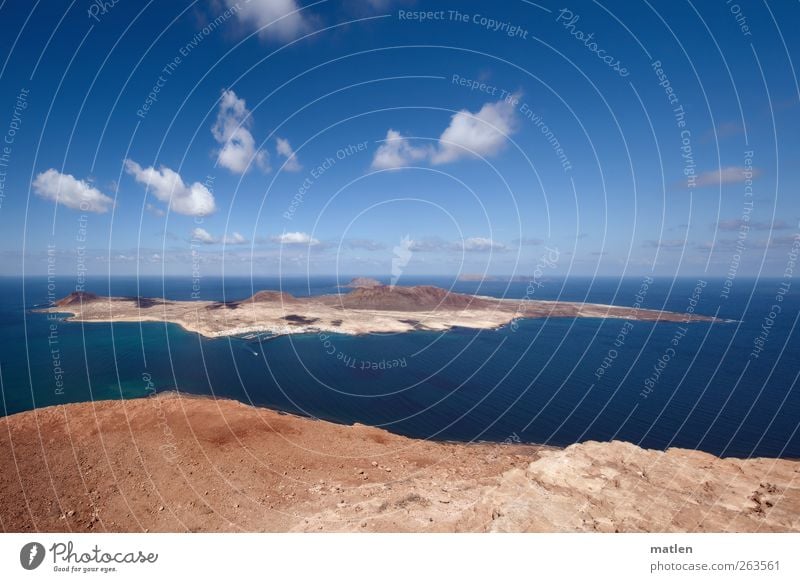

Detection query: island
(44, 280), (719, 339)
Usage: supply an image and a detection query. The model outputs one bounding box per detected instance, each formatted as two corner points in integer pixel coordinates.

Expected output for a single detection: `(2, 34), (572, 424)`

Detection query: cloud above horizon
(191, 227), (247, 245)
(212, 89), (269, 174)
(124, 160), (216, 217)
(704, 121), (744, 142)
(693, 166), (760, 188)
(697, 234), (800, 252)
(382, 236), (508, 253)
(644, 239), (686, 249)
(271, 231), (320, 246)
(371, 129), (429, 170)
(276, 137), (302, 172)
(431, 96), (519, 164)
(224, 0), (310, 42)
(371, 96), (520, 169)
(33, 169), (114, 213)
(145, 203), (165, 217)
(717, 218), (793, 231)
(513, 237), (544, 246)
(345, 238), (387, 251)
(460, 236), (507, 252)
(191, 227), (216, 244)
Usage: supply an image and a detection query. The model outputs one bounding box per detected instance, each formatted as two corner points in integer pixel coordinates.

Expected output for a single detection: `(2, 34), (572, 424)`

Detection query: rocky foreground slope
(1, 395), (798, 532)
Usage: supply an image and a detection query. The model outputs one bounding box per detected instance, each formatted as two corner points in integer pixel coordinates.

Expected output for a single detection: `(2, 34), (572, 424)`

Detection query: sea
(1, 275), (798, 459)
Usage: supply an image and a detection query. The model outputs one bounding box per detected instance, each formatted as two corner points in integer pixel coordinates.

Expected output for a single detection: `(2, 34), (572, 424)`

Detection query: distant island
(343, 277), (384, 288)
(44, 278), (719, 339)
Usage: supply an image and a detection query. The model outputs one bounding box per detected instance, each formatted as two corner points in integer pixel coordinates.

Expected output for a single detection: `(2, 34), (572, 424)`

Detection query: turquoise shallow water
(1, 276), (798, 458)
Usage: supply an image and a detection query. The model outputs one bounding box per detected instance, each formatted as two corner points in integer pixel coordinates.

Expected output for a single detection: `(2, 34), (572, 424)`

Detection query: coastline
(41, 285), (721, 340)
(2, 394), (798, 533)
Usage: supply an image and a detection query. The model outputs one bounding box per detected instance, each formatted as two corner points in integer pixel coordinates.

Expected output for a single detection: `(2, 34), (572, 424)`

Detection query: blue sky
(0, 0), (798, 278)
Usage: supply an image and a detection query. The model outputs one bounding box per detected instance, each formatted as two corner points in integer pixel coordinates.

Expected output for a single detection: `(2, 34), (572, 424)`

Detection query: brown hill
(54, 291), (100, 307)
(331, 285), (494, 311)
(1, 395), (798, 532)
(246, 290), (299, 304)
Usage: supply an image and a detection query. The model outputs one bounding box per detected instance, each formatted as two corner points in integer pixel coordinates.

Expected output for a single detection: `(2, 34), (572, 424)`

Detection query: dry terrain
(1, 394), (798, 532)
(43, 282), (718, 339)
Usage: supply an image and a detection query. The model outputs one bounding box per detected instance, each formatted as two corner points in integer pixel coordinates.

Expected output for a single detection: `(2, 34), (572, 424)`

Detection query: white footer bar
(1, 533), (798, 581)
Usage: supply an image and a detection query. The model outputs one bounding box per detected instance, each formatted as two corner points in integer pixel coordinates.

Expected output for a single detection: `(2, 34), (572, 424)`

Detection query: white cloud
(32, 169), (114, 213)
(212, 89), (268, 174)
(460, 237), (507, 252)
(371, 97), (519, 169)
(271, 231), (320, 245)
(145, 203), (165, 217)
(224, 0), (310, 42)
(431, 97), (519, 164)
(191, 227), (217, 244)
(190, 227), (247, 245)
(125, 159), (216, 217)
(694, 166), (760, 187)
(223, 231), (247, 244)
(275, 137), (302, 172)
(371, 129), (429, 169)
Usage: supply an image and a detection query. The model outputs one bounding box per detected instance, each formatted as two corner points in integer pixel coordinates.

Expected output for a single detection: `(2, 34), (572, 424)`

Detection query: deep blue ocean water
(1, 275), (798, 458)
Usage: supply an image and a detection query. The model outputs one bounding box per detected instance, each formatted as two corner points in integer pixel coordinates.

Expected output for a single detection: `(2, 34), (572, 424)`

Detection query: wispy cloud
(33, 169), (114, 213)
(460, 237), (507, 252)
(407, 237), (447, 252)
(717, 218), (793, 231)
(694, 166), (760, 188)
(768, 234), (800, 248)
(345, 238), (386, 251)
(364, 0), (396, 9)
(701, 121), (744, 143)
(190, 227), (247, 245)
(387, 236), (511, 253)
(644, 239), (686, 249)
(512, 237), (544, 246)
(698, 233), (800, 251)
(275, 137), (302, 172)
(145, 203), (165, 217)
(271, 231), (320, 246)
